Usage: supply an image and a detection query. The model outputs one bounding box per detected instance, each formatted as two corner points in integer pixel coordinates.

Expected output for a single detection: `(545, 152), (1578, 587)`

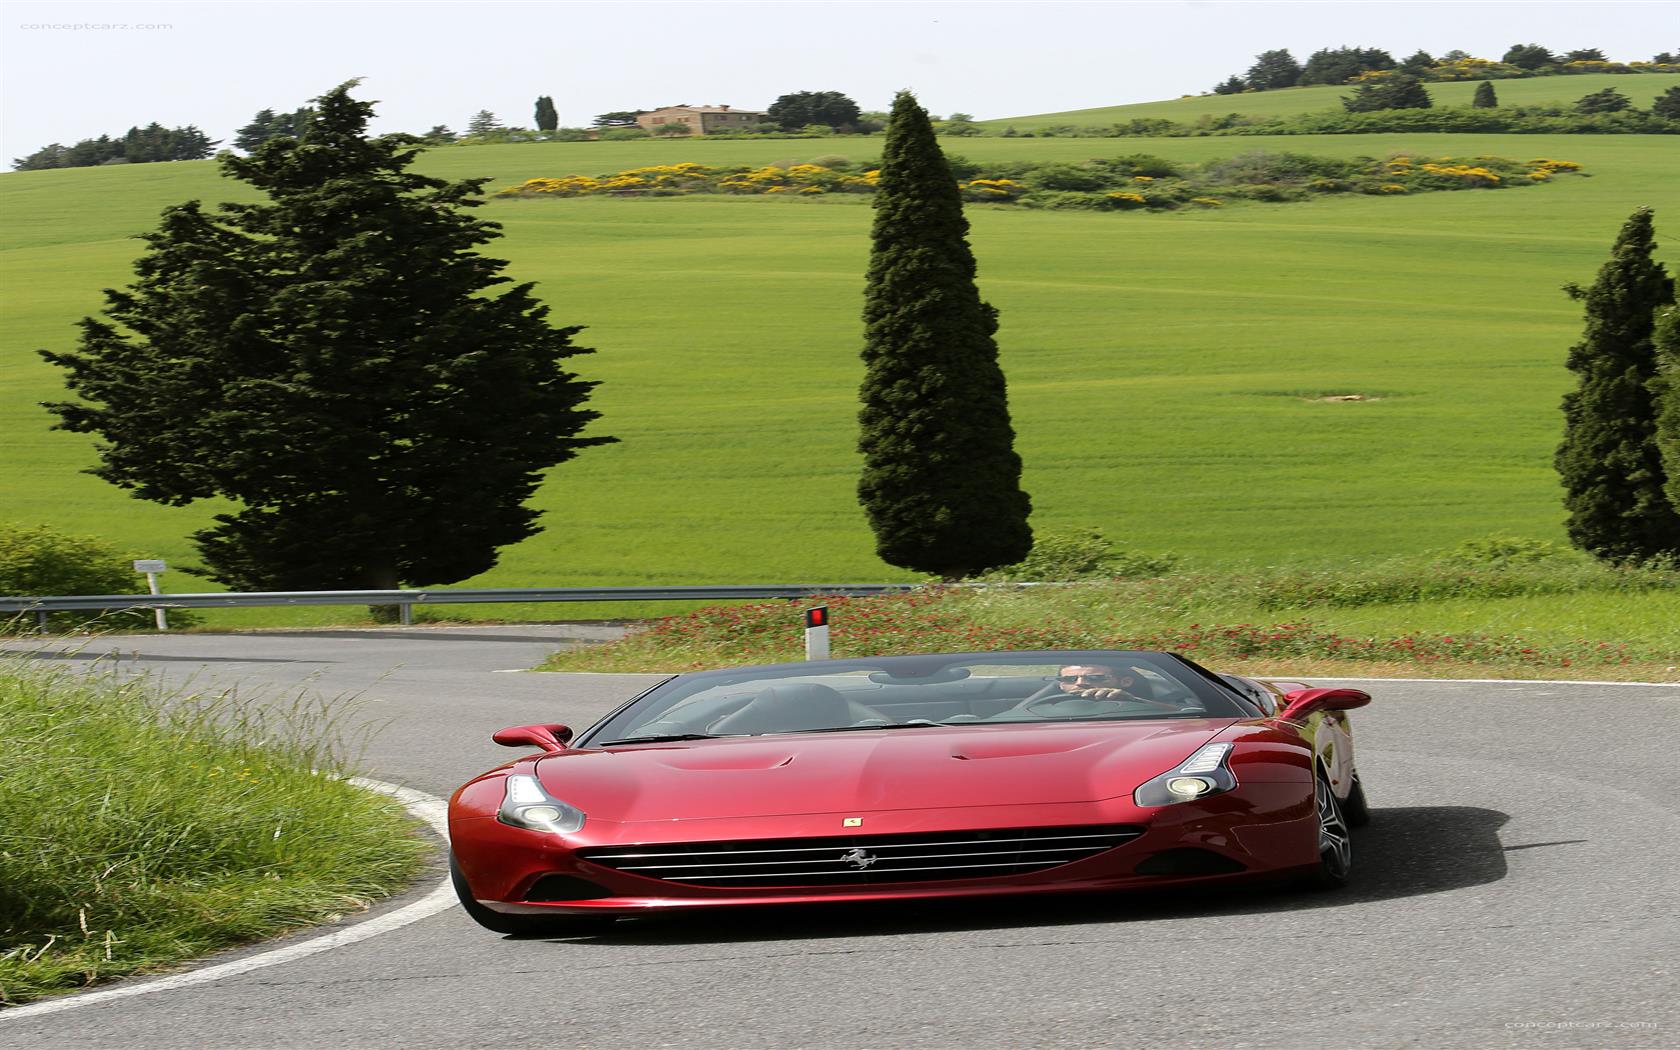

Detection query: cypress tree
(1472, 80), (1498, 108)
(1653, 305), (1680, 515)
(857, 90), (1032, 579)
(40, 82), (612, 592)
(534, 95), (558, 132)
(1555, 207), (1679, 563)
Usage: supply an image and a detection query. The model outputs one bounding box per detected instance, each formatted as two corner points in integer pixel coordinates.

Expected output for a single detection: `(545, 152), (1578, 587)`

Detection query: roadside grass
(2, 132), (1678, 623)
(0, 660), (428, 1005)
(977, 73), (1680, 128)
(540, 556), (1680, 682)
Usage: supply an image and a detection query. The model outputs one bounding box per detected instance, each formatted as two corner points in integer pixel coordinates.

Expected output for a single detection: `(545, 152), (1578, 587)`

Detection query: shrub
(979, 528), (1179, 581)
(1575, 87), (1634, 113)
(0, 524), (199, 633)
(1440, 534), (1578, 567)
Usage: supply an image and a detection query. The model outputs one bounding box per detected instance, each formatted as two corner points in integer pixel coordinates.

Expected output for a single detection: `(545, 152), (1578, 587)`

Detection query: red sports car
(448, 650), (1372, 935)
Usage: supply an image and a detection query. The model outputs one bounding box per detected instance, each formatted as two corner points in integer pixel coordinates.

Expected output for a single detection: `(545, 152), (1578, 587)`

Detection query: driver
(1055, 664), (1133, 699)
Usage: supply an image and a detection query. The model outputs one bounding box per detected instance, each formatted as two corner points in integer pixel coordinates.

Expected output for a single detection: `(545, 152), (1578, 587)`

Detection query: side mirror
(1278, 688), (1371, 722)
(491, 723), (574, 751)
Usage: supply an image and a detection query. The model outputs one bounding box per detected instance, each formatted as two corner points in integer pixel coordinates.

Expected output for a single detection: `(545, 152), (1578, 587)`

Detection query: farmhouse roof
(649, 105), (764, 114)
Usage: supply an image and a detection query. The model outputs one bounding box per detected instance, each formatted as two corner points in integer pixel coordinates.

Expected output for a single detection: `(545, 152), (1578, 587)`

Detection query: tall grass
(0, 660), (427, 1005)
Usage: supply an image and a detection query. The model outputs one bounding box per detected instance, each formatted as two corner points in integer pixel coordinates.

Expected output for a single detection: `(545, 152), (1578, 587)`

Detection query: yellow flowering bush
(961, 178), (1028, 202)
(492, 151), (1584, 212)
(1416, 162), (1502, 187)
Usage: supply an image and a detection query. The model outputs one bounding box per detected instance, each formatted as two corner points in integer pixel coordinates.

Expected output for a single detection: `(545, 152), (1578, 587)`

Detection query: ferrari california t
(448, 650), (1372, 934)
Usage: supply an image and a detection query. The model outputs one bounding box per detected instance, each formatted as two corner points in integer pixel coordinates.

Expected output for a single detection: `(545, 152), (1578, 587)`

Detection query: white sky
(0, 0), (1671, 161)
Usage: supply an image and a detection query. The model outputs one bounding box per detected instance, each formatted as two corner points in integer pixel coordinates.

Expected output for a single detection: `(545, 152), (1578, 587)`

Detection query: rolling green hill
(3, 128), (1677, 625)
(981, 73), (1680, 128)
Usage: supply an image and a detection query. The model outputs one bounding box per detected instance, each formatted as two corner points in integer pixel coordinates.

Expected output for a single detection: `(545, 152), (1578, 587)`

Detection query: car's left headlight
(496, 773), (586, 833)
(1134, 742), (1237, 807)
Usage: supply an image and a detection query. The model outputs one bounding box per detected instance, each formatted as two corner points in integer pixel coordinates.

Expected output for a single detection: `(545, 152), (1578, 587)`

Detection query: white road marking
(1303, 675), (1680, 688)
(0, 778), (454, 1021)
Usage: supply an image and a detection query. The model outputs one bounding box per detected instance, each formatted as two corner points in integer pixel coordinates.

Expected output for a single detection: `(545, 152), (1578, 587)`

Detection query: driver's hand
(1076, 687), (1179, 708)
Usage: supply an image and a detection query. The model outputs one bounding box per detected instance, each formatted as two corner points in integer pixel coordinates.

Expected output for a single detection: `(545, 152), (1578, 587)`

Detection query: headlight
(497, 773), (586, 833)
(1135, 743), (1237, 807)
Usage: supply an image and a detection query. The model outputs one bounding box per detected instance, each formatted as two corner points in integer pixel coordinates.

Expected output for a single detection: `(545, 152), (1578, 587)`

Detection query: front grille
(576, 824), (1144, 887)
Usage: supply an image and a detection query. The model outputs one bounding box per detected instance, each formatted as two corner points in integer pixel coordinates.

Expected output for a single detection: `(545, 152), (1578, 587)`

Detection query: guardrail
(0, 584), (923, 629)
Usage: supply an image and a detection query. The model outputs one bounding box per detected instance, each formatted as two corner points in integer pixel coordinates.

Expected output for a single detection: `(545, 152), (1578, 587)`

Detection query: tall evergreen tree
(1555, 208), (1679, 563)
(534, 95), (558, 132)
(768, 91), (861, 130)
(466, 109), (502, 135)
(1502, 43), (1558, 69)
(235, 109), (280, 152)
(1400, 49), (1435, 74)
(40, 82), (612, 591)
(857, 91), (1032, 579)
(1244, 49), (1302, 90)
(1472, 80), (1499, 108)
(1652, 305), (1680, 516)
(1300, 46), (1396, 85)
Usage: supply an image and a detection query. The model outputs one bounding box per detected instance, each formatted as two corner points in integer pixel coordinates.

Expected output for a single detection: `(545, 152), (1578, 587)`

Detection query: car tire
(450, 853), (617, 937)
(1341, 771), (1371, 828)
(1303, 773), (1353, 890)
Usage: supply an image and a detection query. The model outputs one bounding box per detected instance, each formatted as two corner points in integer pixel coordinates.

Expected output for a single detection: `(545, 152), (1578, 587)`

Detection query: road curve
(2, 627), (1677, 1050)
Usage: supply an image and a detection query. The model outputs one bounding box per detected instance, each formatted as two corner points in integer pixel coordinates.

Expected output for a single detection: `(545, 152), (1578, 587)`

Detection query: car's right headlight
(496, 773), (586, 833)
(1134, 743), (1237, 807)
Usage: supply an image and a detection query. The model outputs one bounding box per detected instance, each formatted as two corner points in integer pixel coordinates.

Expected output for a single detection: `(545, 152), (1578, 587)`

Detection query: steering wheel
(1011, 688), (1184, 718)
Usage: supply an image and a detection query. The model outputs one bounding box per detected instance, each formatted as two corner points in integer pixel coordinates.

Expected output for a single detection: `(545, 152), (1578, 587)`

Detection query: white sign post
(803, 606), (830, 661)
(133, 560), (168, 631)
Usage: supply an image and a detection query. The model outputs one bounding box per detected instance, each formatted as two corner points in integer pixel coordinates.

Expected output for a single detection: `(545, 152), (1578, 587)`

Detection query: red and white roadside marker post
(133, 559), (168, 631)
(804, 606), (830, 661)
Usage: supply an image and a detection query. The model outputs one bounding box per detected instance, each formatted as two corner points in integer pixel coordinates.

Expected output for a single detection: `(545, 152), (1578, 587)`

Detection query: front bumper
(450, 784), (1317, 915)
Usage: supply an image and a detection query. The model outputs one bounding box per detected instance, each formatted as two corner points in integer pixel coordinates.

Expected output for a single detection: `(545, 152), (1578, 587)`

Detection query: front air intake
(577, 825), (1144, 888)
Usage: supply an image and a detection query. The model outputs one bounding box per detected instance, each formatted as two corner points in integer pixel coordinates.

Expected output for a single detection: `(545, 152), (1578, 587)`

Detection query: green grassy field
(3, 127), (1678, 634)
(979, 73), (1680, 128)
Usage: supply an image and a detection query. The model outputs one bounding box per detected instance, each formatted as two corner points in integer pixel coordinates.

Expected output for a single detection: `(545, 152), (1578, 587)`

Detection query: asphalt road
(2, 627), (1677, 1050)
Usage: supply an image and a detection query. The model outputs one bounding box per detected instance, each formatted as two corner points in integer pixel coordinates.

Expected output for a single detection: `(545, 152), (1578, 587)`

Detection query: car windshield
(583, 651), (1255, 745)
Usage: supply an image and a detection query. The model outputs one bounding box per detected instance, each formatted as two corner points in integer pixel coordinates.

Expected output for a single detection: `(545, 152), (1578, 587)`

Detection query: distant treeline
(1002, 104), (1680, 139)
(1215, 45), (1680, 94)
(12, 124), (219, 171)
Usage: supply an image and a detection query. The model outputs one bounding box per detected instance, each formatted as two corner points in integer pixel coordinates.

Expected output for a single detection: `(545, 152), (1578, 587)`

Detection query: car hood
(536, 720), (1234, 822)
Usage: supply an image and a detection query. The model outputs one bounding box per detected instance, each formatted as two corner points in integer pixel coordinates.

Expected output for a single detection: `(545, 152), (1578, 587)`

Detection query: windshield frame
(574, 650), (1263, 747)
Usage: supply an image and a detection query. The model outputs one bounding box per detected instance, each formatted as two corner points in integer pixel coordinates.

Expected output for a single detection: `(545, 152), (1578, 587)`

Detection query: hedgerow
(1001, 106), (1678, 138)
(542, 543), (1679, 675)
(496, 151), (1585, 214)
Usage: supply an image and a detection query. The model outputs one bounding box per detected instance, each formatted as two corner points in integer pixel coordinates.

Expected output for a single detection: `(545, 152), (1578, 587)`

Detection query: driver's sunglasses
(1057, 673), (1114, 683)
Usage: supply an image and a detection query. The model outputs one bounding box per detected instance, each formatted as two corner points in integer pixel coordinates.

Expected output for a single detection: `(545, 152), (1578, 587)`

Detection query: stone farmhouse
(636, 105), (768, 136)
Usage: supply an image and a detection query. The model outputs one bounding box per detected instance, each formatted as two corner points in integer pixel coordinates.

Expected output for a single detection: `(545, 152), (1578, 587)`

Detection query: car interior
(601, 662), (1219, 742)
